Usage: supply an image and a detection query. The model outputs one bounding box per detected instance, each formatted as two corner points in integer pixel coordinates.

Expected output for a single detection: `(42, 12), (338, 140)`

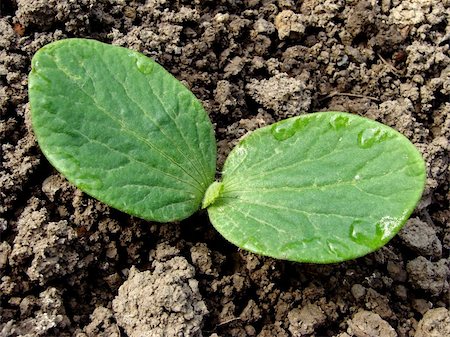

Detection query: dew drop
(271, 117), (310, 141)
(349, 220), (364, 241)
(349, 220), (377, 248)
(280, 240), (312, 252)
(279, 238), (318, 257)
(271, 122), (296, 141)
(293, 116), (311, 129)
(136, 57), (154, 75)
(357, 128), (389, 149)
(329, 114), (350, 130)
(280, 241), (306, 252)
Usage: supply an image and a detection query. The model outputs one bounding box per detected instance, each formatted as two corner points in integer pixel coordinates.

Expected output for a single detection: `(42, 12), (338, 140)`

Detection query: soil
(0, 1), (449, 337)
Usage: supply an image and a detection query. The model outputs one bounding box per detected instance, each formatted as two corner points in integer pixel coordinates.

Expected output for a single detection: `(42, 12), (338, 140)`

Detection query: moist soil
(1, 1), (449, 336)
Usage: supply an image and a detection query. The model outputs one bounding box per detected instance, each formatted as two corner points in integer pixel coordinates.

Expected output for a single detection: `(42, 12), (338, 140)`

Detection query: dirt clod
(246, 73), (312, 117)
(415, 307), (450, 337)
(76, 306), (119, 337)
(406, 257), (449, 296)
(399, 217), (442, 258)
(288, 302), (327, 336)
(112, 258), (208, 337)
(9, 198), (79, 285)
(275, 10), (305, 40)
(347, 310), (397, 337)
(1, 287), (69, 337)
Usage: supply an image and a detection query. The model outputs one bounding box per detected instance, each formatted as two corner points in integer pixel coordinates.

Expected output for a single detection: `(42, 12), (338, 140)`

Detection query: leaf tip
(202, 181), (224, 209)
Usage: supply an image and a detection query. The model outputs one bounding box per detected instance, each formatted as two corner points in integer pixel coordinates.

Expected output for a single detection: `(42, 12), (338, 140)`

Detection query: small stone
(351, 284), (366, 300)
(395, 285), (408, 301)
(8, 296), (21, 306)
(104, 273), (122, 291)
(245, 324), (256, 335)
(412, 299), (432, 315)
(387, 261), (407, 282)
(105, 242), (118, 259)
(123, 6), (136, 19)
(288, 303), (326, 335)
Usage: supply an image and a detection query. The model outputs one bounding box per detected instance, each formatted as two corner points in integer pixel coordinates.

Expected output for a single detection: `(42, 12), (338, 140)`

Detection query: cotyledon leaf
(207, 112), (426, 263)
(29, 38), (216, 222)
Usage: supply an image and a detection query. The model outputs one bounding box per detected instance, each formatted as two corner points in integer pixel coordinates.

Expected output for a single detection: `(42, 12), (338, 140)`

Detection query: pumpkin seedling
(29, 39), (426, 263)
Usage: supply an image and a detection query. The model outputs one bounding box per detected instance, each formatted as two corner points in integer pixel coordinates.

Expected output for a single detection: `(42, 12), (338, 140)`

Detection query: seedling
(29, 39), (426, 263)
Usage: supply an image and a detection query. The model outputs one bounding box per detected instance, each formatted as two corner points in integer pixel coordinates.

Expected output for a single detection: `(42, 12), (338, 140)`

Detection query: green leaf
(207, 112), (426, 263)
(29, 38), (216, 222)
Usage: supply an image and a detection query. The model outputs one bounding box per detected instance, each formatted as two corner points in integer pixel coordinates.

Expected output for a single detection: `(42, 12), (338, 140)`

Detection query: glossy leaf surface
(208, 112), (426, 263)
(29, 39), (216, 222)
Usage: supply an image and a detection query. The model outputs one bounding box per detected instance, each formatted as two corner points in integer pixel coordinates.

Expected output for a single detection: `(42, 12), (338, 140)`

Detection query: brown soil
(1, 1), (449, 336)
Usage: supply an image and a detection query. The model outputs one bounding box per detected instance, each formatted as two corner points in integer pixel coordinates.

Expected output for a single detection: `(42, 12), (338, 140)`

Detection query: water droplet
(271, 117), (310, 141)
(279, 238), (318, 257)
(271, 122), (295, 141)
(329, 114), (350, 130)
(354, 174), (361, 181)
(136, 57), (154, 75)
(357, 128), (389, 148)
(349, 220), (377, 248)
(280, 241), (306, 252)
